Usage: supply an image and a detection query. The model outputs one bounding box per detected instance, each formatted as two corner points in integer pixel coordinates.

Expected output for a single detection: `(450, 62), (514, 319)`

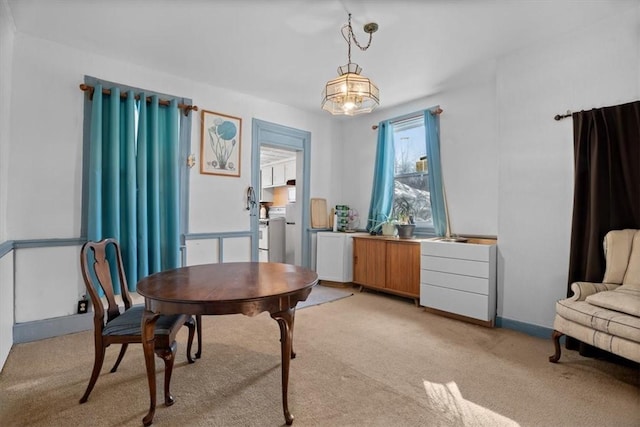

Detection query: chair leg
(110, 343), (129, 372)
(549, 330), (564, 363)
(158, 341), (177, 407)
(195, 315), (202, 359)
(80, 345), (106, 403)
(185, 317), (196, 364)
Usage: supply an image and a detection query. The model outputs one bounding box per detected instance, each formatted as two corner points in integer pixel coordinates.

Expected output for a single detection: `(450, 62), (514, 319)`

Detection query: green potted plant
(393, 196), (416, 239)
(368, 213), (397, 236)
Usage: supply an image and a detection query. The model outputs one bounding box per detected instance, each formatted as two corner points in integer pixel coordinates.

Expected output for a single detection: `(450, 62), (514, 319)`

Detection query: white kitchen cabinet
(284, 160), (296, 181)
(272, 163), (286, 186)
(260, 187), (273, 202)
(261, 167), (273, 186)
(420, 238), (497, 327)
(316, 231), (367, 283)
(259, 168), (273, 202)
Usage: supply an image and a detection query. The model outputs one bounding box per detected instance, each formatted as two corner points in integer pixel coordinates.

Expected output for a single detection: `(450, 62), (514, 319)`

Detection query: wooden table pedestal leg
(271, 307), (295, 425)
(142, 310), (160, 426)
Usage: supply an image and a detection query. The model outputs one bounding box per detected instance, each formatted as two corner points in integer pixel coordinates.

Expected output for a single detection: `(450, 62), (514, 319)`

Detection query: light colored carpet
(1, 288), (638, 426)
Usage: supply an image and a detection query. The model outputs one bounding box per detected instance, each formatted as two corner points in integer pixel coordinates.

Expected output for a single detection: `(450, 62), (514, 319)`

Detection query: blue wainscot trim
(185, 231), (252, 240)
(0, 240), (13, 258)
(13, 237), (85, 249)
(14, 312), (94, 343)
(496, 316), (553, 339)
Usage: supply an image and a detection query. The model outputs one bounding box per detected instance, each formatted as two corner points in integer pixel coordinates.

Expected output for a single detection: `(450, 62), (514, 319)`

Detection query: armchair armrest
(568, 282), (620, 301)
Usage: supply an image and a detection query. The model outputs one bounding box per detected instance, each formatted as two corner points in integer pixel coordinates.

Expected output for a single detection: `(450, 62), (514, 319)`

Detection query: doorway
(251, 119), (311, 267)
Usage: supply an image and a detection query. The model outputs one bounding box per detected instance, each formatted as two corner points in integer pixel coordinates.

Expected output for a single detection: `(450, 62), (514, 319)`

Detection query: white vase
(382, 223), (397, 236)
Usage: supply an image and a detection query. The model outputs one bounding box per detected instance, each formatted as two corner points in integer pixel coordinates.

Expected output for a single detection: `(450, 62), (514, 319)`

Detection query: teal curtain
(425, 109), (446, 236)
(367, 120), (395, 232)
(87, 85), (181, 292)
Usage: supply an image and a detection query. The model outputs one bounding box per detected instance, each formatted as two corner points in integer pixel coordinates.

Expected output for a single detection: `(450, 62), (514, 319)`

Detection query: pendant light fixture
(322, 13), (379, 116)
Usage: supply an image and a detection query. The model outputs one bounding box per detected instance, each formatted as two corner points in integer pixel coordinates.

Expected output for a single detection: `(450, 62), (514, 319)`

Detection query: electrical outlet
(77, 296), (88, 314)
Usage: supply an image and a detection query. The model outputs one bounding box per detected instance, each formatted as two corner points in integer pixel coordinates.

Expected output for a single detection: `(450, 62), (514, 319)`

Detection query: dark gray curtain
(567, 100), (640, 357)
(568, 100), (640, 290)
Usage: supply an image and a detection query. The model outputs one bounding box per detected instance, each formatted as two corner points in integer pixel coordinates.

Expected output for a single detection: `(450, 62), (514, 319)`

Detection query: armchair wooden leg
(549, 330), (564, 363)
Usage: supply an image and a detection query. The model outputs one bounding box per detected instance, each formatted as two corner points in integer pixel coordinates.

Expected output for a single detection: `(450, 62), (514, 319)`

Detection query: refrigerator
(285, 202), (298, 264)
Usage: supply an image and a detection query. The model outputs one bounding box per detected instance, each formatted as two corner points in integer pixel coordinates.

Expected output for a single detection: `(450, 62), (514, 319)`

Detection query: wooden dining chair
(79, 238), (200, 406)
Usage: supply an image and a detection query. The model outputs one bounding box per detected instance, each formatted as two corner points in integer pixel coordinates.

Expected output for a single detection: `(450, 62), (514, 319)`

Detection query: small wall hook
(187, 154), (196, 168)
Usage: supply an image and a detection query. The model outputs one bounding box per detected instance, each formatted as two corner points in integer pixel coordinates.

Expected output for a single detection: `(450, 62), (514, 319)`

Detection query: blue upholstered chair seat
(103, 305), (183, 336)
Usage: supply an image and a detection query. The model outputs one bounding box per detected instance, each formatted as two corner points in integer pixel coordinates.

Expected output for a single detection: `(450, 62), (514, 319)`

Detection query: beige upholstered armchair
(550, 229), (640, 363)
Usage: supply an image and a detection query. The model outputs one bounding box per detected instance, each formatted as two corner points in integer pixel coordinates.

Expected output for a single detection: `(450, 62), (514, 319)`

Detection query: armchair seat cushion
(103, 305), (184, 336)
(555, 299), (640, 342)
(585, 286), (640, 317)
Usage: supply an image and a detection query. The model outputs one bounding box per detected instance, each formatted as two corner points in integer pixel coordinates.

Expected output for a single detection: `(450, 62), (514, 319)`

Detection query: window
(368, 108), (441, 236)
(391, 116), (433, 231)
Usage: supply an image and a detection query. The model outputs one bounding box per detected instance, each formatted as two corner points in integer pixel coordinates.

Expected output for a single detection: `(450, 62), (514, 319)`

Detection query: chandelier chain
(341, 13), (373, 64)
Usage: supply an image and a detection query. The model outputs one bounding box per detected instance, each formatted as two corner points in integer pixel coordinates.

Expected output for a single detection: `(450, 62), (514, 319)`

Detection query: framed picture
(200, 110), (242, 177)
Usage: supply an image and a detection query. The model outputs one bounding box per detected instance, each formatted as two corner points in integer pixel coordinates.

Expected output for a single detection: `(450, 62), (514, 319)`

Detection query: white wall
(0, 253), (13, 369)
(341, 60), (499, 237)
(0, 0), (16, 369)
(7, 33), (339, 323)
(0, 0), (12, 242)
(497, 7), (640, 328)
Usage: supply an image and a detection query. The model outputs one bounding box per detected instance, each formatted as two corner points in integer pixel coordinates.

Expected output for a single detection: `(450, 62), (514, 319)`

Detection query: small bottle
(333, 211), (338, 232)
(260, 205), (267, 219)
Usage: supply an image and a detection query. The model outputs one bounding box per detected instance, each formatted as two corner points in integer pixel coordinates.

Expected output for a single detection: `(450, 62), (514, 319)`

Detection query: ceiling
(260, 146), (296, 167)
(6, 0), (637, 116)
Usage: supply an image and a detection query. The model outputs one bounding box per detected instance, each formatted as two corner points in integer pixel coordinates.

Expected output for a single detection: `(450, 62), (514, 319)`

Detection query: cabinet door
(353, 238), (386, 288)
(285, 160), (296, 181)
(366, 239), (387, 288)
(262, 167), (273, 186)
(317, 232), (346, 282)
(353, 238), (367, 284)
(386, 242), (420, 296)
(272, 163), (286, 186)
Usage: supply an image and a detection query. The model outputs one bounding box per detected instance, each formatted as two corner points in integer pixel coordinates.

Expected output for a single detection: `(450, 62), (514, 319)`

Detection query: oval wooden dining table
(137, 262), (318, 426)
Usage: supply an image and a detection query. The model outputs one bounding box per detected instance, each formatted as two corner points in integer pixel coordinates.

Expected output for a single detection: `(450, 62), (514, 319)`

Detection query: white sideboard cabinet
(420, 238), (497, 327)
(316, 231), (367, 283)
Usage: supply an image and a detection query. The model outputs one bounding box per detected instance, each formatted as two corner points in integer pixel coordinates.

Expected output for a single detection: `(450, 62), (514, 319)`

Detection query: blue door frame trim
(251, 119), (311, 267)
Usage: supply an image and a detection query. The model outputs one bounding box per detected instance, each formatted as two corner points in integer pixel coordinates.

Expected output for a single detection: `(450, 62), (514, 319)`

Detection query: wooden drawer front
(421, 270), (489, 295)
(420, 284), (491, 321)
(421, 241), (490, 262)
(421, 255), (489, 278)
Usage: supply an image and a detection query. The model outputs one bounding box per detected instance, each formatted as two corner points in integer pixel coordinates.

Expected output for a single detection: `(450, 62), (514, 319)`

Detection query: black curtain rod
(554, 111), (572, 121)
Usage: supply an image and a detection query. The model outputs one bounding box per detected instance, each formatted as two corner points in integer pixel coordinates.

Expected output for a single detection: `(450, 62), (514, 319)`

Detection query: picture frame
(200, 109), (242, 177)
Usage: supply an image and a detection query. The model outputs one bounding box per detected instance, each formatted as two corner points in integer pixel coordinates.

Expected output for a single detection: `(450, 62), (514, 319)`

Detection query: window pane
(392, 117), (432, 228)
(393, 119), (426, 174)
(394, 175), (431, 224)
